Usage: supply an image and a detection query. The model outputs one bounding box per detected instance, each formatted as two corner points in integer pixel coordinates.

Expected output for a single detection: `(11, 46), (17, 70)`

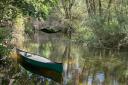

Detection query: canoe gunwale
(20, 55), (63, 73)
(16, 48), (63, 73)
(16, 48), (62, 64)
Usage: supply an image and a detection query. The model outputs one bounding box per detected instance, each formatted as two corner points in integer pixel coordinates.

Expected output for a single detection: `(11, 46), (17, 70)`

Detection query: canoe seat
(24, 52), (31, 57)
(26, 55), (31, 57)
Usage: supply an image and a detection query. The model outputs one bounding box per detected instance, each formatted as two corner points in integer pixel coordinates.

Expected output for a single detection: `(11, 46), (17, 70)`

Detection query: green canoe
(16, 49), (63, 83)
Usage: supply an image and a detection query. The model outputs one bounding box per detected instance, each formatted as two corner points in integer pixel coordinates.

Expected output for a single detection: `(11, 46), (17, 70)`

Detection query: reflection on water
(87, 72), (105, 85)
(0, 32), (128, 85)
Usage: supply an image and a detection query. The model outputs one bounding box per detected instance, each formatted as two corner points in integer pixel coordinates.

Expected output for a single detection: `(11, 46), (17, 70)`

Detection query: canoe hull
(16, 49), (63, 83)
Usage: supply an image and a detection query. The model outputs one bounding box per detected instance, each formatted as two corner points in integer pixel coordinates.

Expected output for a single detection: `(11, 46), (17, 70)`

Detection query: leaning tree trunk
(12, 14), (25, 48)
(10, 14), (25, 61)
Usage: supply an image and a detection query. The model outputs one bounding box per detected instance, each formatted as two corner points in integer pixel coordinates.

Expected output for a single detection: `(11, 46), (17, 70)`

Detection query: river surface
(0, 32), (128, 85)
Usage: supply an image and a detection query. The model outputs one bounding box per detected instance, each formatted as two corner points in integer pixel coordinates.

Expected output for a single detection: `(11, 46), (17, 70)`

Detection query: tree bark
(12, 14), (25, 49)
(99, 0), (102, 16)
(9, 79), (15, 85)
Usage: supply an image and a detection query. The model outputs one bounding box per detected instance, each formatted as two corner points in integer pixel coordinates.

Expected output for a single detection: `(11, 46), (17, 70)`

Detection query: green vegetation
(1, 0), (128, 50)
(85, 0), (128, 49)
(0, 0), (57, 19)
(0, 27), (12, 56)
(0, 0), (58, 53)
(0, 0), (128, 85)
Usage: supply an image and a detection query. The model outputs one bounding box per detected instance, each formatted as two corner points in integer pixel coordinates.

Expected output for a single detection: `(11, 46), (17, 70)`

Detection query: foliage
(0, 0), (58, 21)
(0, 0), (58, 56)
(0, 27), (12, 56)
(84, 0), (128, 49)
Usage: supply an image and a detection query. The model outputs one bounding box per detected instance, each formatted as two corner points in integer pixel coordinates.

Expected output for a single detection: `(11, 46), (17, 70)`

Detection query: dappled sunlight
(1, 0), (128, 85)
(9, 50), (19, 61)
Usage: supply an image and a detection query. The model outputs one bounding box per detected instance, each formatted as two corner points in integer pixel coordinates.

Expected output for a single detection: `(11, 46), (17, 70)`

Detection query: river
(0, 31), (128, 85)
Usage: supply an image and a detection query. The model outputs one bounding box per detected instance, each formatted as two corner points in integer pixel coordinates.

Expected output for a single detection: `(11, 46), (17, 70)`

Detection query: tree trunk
(9, 79), (15, 85)
(73, 69), (80, 85)
(12, 14), (25, 49)
(10, 14), (25, 61)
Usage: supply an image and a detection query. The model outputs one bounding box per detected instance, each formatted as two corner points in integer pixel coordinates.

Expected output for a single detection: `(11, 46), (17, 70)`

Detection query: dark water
(0, 32), (128, 85)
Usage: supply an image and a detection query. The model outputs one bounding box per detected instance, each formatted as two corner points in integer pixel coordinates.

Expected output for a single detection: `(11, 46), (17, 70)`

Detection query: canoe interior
(17, 50), (63, 73)
(19, 51), (53, 63)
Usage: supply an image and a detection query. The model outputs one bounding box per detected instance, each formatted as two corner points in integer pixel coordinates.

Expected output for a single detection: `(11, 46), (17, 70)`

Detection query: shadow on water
(0, 32), (128, 85)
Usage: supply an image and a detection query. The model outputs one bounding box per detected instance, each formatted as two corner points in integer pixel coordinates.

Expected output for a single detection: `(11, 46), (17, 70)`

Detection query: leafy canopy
(0, 0), (58, 20)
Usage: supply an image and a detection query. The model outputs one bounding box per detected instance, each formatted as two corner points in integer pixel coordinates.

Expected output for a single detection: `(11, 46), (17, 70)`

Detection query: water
(0, 32), (128, 85)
